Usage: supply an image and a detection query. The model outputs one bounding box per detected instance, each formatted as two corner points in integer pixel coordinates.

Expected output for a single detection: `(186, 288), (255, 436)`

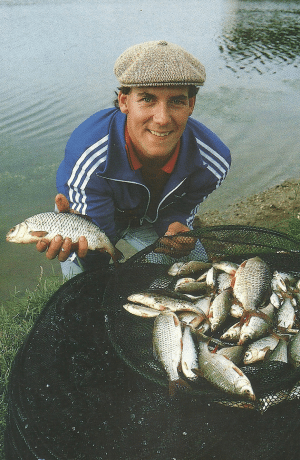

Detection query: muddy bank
(194, 178), (300, 230)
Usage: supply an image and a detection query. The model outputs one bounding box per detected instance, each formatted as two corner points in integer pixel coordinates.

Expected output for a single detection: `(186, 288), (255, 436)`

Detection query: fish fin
(232, 365), (244, 377)
(263, 347), (272, 360)
(29, 231), (49, 237)
(173, 315), (181, 327)
(169, 378), (191, 397)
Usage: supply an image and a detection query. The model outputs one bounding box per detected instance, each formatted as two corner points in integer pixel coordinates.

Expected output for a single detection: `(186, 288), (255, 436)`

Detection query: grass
(0, 216), (299, 458)
(0, 268), (62, 458)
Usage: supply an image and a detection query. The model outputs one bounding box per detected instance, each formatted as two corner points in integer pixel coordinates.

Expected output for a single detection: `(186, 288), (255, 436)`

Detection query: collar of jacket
(97, 109), (207, 188)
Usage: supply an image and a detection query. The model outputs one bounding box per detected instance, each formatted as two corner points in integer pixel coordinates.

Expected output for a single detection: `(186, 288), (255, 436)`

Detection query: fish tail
(169, 378), (191, 397)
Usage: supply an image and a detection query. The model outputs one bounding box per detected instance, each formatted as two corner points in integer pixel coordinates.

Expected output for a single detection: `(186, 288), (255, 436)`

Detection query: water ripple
(218, 6), (300, 75)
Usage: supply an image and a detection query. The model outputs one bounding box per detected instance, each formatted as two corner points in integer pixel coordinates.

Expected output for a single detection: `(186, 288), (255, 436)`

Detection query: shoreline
(194, 177), (300, 231)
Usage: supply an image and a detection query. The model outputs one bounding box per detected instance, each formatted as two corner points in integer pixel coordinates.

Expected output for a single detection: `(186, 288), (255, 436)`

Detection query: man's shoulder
(186, 117), (230, 157)
(66, 108), (124, 155)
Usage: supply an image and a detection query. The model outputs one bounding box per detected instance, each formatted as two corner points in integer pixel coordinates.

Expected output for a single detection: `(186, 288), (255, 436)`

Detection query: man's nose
(152, 102), (171, 125)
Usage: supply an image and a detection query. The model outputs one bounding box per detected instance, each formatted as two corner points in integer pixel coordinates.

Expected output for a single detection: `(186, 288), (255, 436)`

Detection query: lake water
(1, 0), (300, 299)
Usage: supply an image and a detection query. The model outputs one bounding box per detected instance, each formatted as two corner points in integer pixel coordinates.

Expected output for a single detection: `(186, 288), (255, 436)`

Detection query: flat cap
(114, 40), (206, 87)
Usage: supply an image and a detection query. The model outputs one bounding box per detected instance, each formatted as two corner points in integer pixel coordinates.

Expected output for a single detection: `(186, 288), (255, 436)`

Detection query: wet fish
(153, 311), (190, 395)
(220, 322), (242, 343)
(6, 211), (120, 262)
(243, 334), (280, 364)
(230, 303), (244, 318)
(270, 291), (282, 309)
(289, 331), (300, 368)
(216, 345), (245, 366)
(168, 261), (212, 277)
(267, 339), (288, 364)
(238, 303), (275, 345)
(175, 278), (208, 295)
(232, 257), (272, 311)
(213, 261), (238, 275)
(194, 337), (255, 400)
(127, 292), (208, 316)
(177, 312), (205, 329)
(208, 289), (232, 332)
(277, 298), (295, 331)
(206, 266), (217, 290)
(181, 325), (198, 381)
(216, 272), (232, 293)
(123, 303), (160, 318)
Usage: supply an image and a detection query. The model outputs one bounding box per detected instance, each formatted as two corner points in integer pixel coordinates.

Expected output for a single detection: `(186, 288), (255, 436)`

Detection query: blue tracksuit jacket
(56, 107), (231, 244)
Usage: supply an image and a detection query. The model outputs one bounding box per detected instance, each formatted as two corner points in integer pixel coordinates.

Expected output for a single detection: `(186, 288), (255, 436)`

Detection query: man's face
(118, 86), (195, 165)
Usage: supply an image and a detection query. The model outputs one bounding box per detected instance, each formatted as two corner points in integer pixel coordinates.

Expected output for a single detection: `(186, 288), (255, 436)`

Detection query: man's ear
(188, 96), (196, 116)
(118, 92), (129, 114)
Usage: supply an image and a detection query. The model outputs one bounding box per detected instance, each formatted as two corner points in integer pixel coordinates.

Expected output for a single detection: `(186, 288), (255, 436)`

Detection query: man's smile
(149, 129), (172, 138)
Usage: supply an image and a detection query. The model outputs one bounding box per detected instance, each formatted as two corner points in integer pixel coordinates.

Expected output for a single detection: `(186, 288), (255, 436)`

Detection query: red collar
(125, 124), (180, 173)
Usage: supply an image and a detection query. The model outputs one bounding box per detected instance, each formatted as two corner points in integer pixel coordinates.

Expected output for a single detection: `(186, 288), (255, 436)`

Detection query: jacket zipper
(101, 175), (187, 225)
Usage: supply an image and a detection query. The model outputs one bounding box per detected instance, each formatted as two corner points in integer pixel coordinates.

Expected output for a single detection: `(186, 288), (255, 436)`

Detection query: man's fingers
(57, 237), (72, 262)
(45, 235), (64, 260)
(36, 239), (49, 253)
(77, 236), (88, 259)
(55, 194), (70, 213)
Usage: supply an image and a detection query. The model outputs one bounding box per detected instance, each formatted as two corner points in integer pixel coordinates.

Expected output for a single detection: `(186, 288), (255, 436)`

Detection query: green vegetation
(0, 270), (62, 458)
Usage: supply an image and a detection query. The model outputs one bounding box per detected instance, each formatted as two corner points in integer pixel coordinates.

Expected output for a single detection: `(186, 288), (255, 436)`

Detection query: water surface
(1, 0), (300, 298)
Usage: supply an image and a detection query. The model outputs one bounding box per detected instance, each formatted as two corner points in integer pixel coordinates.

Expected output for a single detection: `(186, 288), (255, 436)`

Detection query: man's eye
(172, 99), (186, 105)
(142, 97), (152, 103)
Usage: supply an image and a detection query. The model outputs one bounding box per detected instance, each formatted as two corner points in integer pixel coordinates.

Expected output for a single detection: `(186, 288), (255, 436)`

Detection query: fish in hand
(6, 211), (121, 263)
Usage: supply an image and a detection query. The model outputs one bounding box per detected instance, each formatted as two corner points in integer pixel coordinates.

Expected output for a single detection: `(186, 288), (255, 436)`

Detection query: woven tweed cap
(114, 40), (206, 87)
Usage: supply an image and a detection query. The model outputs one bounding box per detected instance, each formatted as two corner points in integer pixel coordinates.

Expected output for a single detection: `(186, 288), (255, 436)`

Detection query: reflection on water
(218, 2), (300, 75)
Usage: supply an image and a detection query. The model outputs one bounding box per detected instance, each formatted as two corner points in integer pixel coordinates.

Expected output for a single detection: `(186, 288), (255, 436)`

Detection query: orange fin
(30, 231), (49, 237)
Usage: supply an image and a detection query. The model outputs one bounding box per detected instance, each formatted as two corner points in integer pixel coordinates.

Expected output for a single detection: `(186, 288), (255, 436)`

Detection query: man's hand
(35, 194), (88, 261)
(155, 222), (197, 257)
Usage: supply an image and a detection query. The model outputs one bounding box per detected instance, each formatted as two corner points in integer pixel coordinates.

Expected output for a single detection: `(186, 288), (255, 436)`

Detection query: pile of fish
(123, 257), (300, 405)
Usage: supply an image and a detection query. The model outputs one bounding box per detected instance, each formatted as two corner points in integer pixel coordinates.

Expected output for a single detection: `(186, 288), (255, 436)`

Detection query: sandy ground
(194, 177), (300, 230)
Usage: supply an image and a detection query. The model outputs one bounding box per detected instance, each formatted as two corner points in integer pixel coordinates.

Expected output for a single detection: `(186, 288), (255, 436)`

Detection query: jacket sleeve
(56, 156), (118, 244)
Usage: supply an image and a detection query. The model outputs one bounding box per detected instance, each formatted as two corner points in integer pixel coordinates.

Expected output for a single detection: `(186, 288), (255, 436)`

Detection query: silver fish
(194, 338), (255, 400)
(153, 311), (190, 395)
(277, 298), (295, 331)
(208, 289), (232, 332)
(271, 273), (287, 293)
(289, 331), (300, 368)
(220, 322), (242, 342)
(181, 325), (198, 381)
(267, 339), (288, 363)
(175, 278), (208, 295)
(216, 272), (232, 293)
(230, 303), (244, 318)
(216, 345), (245, 366)
(206, 266), (217, 289)
(232, 257), (272, 311)
(6, 211), (119, 262)
(238, 303), (275, 345)
(127, 292), (208, 316)
(123, 303), (160, 318)
(213, 261), (238, 275)
(243, 334), (280, 364)
(168, 260), (212, 277)
(177, 312), (205, 329)
(270, 291), (282, 309)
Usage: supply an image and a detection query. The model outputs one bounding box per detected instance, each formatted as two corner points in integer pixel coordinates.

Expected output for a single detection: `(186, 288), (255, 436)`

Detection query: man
(37, 40), (231, 278)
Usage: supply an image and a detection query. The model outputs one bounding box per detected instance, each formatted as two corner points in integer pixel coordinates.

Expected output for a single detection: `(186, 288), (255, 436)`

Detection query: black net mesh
(5, 226), (300, 460)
